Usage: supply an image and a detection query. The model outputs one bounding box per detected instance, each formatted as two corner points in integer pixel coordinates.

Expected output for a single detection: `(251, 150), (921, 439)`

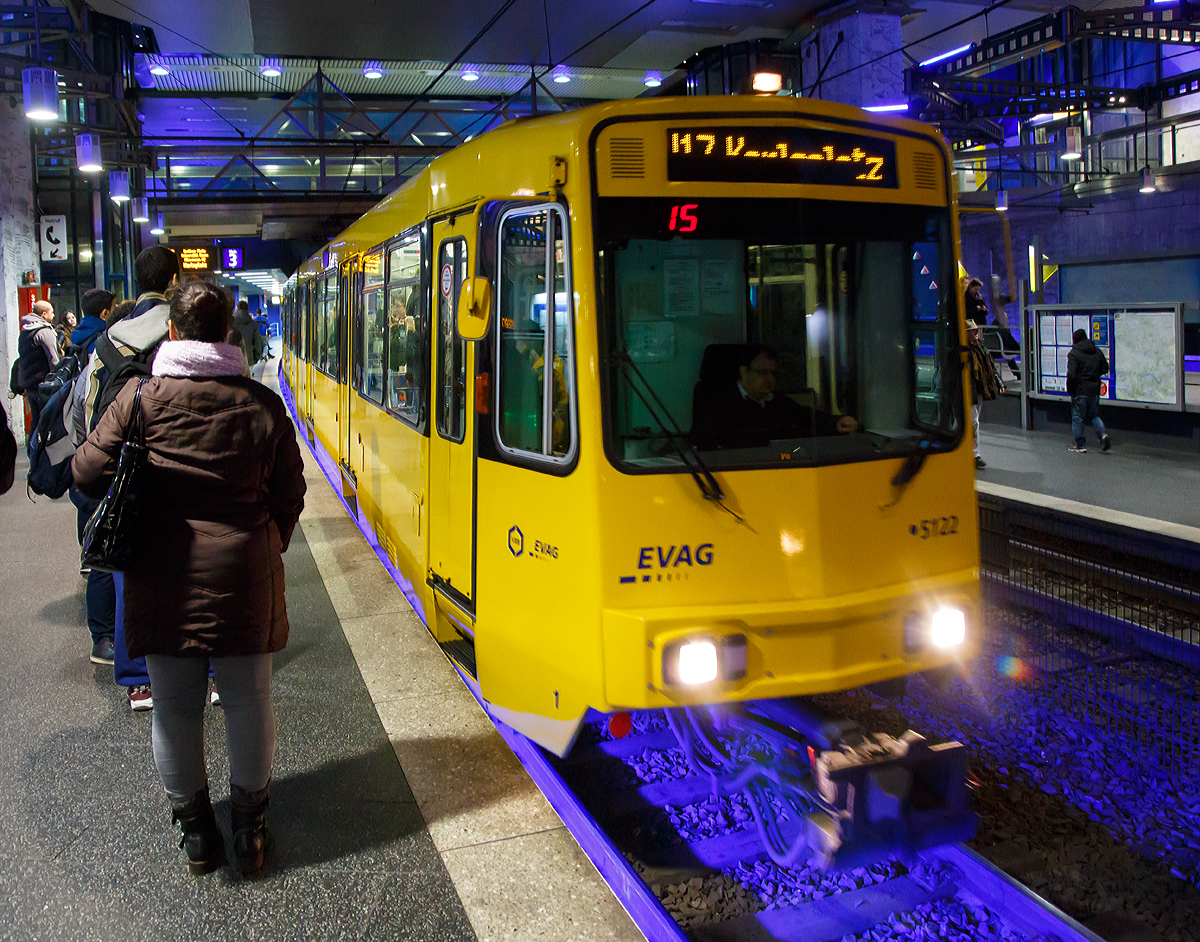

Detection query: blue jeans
(144, 653), (275, 802)
(74, 494), (115, 644)
(1071, 395), (1107, 448)
(113, 573), (151, 687)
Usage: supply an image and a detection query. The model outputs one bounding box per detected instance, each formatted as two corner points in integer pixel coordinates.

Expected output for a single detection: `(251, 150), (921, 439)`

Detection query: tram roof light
(644, 70), (662, 88)
(752, 71), (782, 93)
(864, 103), (908, 113)
(918, 43), (973, 68)
(22, 67), (59, 121)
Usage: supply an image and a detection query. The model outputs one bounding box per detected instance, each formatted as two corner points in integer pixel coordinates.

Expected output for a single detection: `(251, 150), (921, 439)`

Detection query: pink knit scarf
(152, 340), (248, 378)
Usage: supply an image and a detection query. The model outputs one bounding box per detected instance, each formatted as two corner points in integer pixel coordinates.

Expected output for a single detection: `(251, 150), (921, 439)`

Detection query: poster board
(1029, 304), (1182, 411)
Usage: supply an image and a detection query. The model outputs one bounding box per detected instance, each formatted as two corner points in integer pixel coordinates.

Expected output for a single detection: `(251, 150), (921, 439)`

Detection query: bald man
(16, 299), (60, 430)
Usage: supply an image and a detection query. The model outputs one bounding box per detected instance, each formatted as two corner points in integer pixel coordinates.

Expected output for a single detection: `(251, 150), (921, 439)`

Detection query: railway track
(284, 377), (1108, 942)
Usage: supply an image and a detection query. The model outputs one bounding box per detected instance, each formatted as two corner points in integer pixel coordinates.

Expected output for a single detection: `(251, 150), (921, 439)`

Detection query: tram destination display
(667, 126), (898, 188)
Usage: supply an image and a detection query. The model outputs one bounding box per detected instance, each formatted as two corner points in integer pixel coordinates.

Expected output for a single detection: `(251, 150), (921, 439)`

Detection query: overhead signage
(222, 247), (244, 270)
(178, 246), (214, 271)
(40, 215), (68, 261)
(666, 126), (898, 188)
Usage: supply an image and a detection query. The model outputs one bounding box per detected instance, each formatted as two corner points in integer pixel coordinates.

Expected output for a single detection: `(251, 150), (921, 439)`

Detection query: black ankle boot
(170, 786), (225, 875)
(230, 782), (270, 876)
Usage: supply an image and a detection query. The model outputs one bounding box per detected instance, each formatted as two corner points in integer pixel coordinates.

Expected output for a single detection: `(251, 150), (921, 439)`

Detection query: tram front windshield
(597, 197), (963, 471)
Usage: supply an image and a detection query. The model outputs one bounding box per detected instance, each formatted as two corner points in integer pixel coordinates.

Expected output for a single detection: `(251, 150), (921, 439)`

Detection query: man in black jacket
(1066, 328), (1111, 453)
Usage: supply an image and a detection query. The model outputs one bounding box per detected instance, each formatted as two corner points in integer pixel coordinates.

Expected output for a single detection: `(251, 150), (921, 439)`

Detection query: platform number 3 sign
(40, 215), (67, 261)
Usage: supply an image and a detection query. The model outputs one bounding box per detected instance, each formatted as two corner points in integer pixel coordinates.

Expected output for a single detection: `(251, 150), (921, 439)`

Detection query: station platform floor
(0, 365), (643, 941)
(975, 421), (1200, 542)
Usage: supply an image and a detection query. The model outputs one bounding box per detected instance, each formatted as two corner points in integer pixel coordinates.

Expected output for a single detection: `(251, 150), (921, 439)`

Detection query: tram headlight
(931, 608), (966, 648)
(662, 634), (747, 686)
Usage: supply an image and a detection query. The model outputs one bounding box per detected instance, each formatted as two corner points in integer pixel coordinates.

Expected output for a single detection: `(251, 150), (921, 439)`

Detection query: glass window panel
(361, 288), (386, 403)
(389, 238), (420, 283)
(437, 240), (467, 442)
(498, 212), (547, 452)
(387, 283), (423, 425)
(363, 251), (384, 289)
(324, 273), (339, 375)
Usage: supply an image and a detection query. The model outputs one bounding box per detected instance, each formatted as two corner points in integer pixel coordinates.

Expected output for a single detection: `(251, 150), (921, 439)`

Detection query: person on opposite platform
(72, 280), (306, 877)
(1066, 328), (1111, 454)
(966, 320), (1001, 470)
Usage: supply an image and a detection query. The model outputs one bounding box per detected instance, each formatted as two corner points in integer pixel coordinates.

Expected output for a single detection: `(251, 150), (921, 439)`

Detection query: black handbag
(80, 378), (150, 573)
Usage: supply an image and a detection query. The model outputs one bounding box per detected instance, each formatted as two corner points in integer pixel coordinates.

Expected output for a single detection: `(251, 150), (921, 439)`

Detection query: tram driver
(691, 344), (858, 450)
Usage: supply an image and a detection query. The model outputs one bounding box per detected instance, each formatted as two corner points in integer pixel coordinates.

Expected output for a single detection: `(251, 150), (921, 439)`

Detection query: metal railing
(978, 495), (1200, 777)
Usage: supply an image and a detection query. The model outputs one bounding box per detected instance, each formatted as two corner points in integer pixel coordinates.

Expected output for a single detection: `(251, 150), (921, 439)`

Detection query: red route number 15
(669, 204), (699, 233)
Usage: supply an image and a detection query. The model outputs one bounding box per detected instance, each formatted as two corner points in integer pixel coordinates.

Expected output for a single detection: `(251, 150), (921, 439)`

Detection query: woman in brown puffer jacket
(72, 280), (305, 878)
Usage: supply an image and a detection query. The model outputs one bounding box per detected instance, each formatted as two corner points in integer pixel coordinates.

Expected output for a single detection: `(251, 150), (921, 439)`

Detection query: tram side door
(427, 221), (476, 610)
(338, 257), (357, 472)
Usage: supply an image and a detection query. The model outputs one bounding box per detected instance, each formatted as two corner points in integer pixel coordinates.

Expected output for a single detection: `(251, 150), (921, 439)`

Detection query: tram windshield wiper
(611, 349), (742, 521)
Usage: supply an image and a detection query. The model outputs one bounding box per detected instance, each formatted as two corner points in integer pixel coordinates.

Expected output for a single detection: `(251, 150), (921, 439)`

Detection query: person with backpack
(228, 300), (266, 372)
(74, 245), (182, 709)
(70, 289), (114, 356)
(966, 319), (1002, 470)
(13, 300), (60, 433)
(72, 280), (306, 877)
(1067, 328), (1112, 454)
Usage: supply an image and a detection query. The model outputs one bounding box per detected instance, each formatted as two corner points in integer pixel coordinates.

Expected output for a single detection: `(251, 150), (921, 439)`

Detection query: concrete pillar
(810, 12), (904, 110)
(0, 97), (40, 445)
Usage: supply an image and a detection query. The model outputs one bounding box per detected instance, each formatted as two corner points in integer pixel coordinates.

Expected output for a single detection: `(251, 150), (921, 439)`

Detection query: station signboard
(178, 246), (215, 272)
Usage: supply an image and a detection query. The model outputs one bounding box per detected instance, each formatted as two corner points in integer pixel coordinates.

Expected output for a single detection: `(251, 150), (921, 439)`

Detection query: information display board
(1030, 304), (1182, 410)
(177, 246), (214, 272)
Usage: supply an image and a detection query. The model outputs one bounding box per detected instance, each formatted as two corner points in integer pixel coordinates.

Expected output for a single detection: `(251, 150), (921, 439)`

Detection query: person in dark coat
(72, 280), (306, 877)
(691, 344), (857, 450)
(15, 300), (60, 431)
(1066, 327), (1111, 453)
(70, 288), (114, 356)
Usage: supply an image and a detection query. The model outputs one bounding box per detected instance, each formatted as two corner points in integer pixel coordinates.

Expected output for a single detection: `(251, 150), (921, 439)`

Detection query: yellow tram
(282, 95), (980, 756)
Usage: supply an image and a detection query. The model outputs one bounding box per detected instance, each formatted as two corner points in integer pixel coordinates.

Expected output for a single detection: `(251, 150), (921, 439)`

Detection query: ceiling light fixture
(643, 70), (662, 88)
(109, 170), (130, 203)
(752, 71), (782, 93)
(864, 103), (908, 113)
(363, 62), (383, 79)
(996, 189), (1009, 212)
(461, 66), (479, 81)
(260, 60), (282, 77)
(1062, 125), (1082, 161)
(1140, 166), (1156, 193)
(22, 67), (59, 120)
(149, 61), (170, 76)
(131, 197), (150, 223)
(552, 65), (571, 84)
(151, 213), (165, 235)
(75, 132), (102, 172)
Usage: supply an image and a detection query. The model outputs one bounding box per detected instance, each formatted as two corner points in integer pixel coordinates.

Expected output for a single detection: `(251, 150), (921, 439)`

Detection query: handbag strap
(124, 377), (149, 446)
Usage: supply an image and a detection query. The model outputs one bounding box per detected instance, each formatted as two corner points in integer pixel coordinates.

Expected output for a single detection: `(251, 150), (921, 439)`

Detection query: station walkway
(0, 364), (643, 941)
(976, 423), (1200, 540)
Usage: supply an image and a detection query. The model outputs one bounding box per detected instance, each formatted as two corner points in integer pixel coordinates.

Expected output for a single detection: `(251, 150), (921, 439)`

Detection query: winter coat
(71, 346), (306, 659)
(70, 315), (107, 355)
(1067, 338), (1109, 398)
(16, 314), (60, 392)
(228, 309), (266, 366)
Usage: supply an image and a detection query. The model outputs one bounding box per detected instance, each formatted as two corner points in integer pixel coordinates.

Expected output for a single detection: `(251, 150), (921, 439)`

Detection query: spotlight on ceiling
(149, 62), (170, 76)
(552, 65), (571, 84)
(363, 62), (383, 80)
(261, 60), (282, 77)
(643, 70), (662, 88)
(461, 67), (480, 81)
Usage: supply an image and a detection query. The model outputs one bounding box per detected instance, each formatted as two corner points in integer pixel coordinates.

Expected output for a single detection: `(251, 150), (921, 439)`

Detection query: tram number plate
(910, 517), (958, 539)
(667, 126), (898, 188)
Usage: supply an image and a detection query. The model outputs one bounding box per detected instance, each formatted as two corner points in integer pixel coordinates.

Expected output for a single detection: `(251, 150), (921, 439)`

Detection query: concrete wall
(0, 97), (40, 445)
(809, 13), (904, 109)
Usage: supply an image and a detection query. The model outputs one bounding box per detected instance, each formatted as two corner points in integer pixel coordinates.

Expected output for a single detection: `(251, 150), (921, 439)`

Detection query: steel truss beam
(908, 73), (1130, 121)
(1075, 4), (1200, 46)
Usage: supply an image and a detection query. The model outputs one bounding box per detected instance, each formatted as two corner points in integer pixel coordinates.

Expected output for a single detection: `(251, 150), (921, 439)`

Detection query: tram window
(437, 239), (468, 442)
(385, 232), (424, 428)
(323, 274), (339, 375)
(360, 252), (386, 403)
(597, 196), (962, 470)
(496, 206), (575, 462)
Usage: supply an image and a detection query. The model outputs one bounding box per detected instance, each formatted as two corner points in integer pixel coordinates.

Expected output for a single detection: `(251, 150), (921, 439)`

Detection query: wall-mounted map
(1113, 310), (1177, 405)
